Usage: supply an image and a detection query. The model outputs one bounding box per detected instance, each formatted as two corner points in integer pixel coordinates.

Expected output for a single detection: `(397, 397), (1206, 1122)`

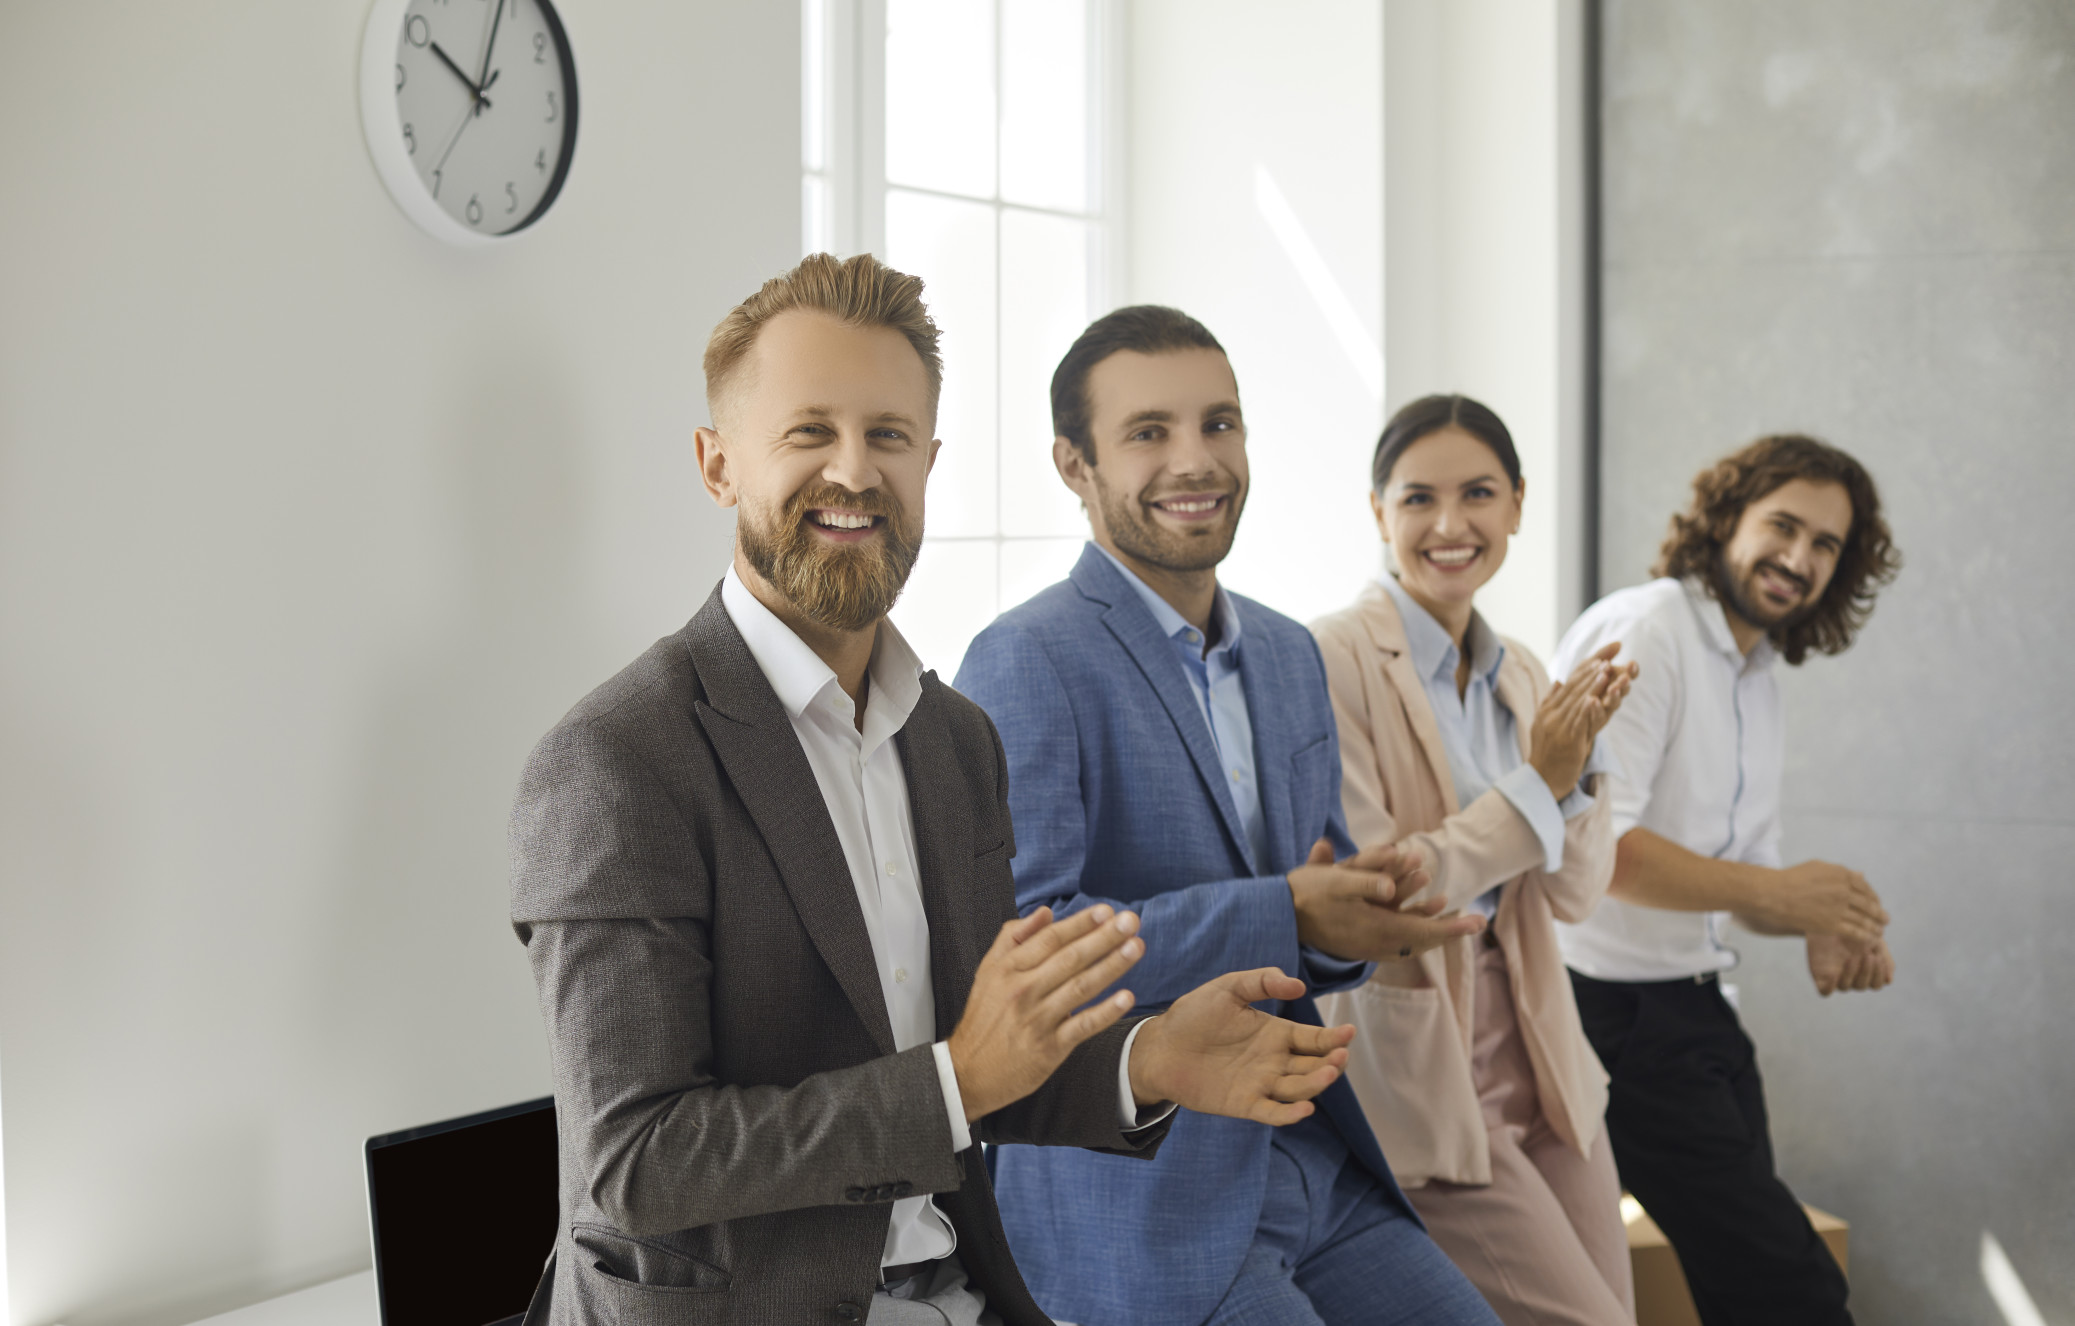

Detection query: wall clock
(359, 0), (579, 245)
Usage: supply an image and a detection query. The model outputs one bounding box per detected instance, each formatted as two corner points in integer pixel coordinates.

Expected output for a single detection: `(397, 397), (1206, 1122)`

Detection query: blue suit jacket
(954, 545), (1418, 1326)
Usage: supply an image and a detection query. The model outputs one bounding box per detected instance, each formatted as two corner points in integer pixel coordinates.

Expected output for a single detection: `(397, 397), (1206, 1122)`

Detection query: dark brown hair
(1371, 394), (1522, 493)
(1653, 434), (1900, 665)
(1051, 305), (1225, 462)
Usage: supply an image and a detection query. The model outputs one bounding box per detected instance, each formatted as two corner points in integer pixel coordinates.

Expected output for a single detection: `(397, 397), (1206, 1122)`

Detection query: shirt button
(894, 967), (908, 983)
(885, 861), (897, 875)
(1232, 769), (1241, 781)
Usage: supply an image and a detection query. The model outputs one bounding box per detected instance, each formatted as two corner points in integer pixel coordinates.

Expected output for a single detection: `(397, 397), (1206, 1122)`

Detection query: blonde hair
(703, 252), (943, 424)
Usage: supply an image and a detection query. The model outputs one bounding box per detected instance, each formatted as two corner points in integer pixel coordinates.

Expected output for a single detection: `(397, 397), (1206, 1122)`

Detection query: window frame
(803, 0), (1126, 673)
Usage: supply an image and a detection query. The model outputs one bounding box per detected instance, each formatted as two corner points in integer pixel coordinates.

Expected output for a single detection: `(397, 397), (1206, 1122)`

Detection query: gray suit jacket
(509, 584), (1168, 1326)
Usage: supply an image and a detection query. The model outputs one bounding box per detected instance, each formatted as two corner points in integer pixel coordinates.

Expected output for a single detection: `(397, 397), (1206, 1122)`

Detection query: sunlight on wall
(1981, 1232), (2047, 1326)
(1252, 164), (1385, 404)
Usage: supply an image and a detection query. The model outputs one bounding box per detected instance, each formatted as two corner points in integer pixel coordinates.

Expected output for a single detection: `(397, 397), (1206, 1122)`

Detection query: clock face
(362, 0), (578, 242)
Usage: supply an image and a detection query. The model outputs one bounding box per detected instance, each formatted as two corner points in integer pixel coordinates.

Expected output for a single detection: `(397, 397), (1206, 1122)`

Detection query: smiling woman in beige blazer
(1312, 395), (1641, 1326)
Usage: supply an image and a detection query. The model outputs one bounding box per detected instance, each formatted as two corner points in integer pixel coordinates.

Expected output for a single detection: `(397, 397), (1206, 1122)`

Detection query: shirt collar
(1382, 574), (1503, 687)
(1680, 576), (1777, 672)
(721, 565), (925, 727)
(1091, 541), (1243, 659)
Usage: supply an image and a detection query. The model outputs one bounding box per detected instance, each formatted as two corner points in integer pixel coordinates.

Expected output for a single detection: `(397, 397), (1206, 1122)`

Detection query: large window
(804, 0), (1117, 679)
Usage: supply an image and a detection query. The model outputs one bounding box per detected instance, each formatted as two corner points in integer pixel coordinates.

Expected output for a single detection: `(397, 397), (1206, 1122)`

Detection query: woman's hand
(1527, 643), (1637, 800)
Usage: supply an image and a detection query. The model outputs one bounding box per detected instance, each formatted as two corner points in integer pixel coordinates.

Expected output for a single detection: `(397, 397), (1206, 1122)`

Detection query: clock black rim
(501, 0), (579, 237)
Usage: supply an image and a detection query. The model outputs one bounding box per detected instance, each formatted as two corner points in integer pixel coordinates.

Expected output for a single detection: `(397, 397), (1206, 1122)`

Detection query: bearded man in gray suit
(509, 253), (1361, 1326)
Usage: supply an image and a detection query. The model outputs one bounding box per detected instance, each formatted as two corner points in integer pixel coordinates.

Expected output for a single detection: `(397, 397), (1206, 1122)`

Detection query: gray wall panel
(1600, 0), (2075, 1319)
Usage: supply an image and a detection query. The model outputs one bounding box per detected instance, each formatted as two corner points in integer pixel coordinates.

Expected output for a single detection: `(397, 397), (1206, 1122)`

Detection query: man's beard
(1715, 549), (1814, 635)
(1090, 470), (1246, 574)
(739, 482), (922, 633)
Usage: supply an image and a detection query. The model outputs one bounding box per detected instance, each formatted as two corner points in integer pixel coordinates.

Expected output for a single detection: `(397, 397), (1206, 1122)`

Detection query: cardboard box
(1625, 1194), (1848, 1326)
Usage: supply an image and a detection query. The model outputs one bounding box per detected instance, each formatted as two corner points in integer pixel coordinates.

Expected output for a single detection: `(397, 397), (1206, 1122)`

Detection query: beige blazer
(1311, 581), (1615, 1189)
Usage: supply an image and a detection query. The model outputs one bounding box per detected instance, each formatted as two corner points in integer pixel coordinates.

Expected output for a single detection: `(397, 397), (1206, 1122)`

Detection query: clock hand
(475, 0), (508, 94)
(433, 104), (474, 175)
(429, 40), (485, 101)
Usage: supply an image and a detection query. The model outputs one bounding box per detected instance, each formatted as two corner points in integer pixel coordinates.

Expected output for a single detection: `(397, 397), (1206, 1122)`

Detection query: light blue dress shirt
(1383, 576), (1602, 919)
(1094, 544), (1268, 867)
(1092, 545), (1368, 982)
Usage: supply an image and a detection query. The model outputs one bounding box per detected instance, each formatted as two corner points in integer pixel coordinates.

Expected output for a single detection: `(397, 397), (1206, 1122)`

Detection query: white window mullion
(812, 0), (1115, 675)
(854, 0), (887, 257)
(1094, 0), (1127, 311)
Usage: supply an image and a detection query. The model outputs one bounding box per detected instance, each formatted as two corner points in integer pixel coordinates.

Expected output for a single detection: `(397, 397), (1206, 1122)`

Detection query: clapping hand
(1126, 969), (1356, 1125)
(1294, 837), (1483, 960)
(947, 905), (1146, 1122)
(1807, 932), (1896, 996)
(1529, 642), (1638, 800)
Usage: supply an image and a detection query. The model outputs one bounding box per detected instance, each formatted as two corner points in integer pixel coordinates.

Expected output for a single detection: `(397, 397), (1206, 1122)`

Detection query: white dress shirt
(1550, 577), (1784, 981)
(721, 568), (1158, 1267)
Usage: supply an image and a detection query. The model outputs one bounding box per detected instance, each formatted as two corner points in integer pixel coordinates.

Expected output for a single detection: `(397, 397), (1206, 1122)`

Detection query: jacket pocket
(1324, 982), (1485, 1186)
(571, 1224), (731, 1292)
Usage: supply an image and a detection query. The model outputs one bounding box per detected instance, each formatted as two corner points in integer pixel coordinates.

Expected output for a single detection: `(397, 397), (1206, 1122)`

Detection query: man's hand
(1126, 969), (1356, 1126)
(1528, 643), (1638, 800)
(1291, 838), (1465, 960)
(1741, 860), (1889, 944)
(1807, 932), (1896, 996)
(947, 905), (1145, 1123)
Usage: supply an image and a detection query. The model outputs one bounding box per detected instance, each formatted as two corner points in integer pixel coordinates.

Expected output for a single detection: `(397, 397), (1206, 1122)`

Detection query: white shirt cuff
(930, 1040), (974, 1153)
(1118, 1018), (1178, 1132)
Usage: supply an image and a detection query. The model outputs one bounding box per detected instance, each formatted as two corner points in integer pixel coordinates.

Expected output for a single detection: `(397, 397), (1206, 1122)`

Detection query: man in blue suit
(956, 307), (1498, 1326)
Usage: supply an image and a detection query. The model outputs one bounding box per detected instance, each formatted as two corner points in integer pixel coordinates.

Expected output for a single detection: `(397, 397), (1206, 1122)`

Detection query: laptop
(365, 1096), (559, 1326)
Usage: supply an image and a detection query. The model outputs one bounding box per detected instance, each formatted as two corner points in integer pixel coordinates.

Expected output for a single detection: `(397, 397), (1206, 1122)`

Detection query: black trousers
(1569, 970), (1852, 1326)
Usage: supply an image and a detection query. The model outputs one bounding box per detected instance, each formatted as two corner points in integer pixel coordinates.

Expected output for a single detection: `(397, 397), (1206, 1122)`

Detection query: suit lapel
(1361, 584), (1463, 816)
(1072, 549), (1254, 872)
(1234, 612), (1299, 869)
(682, 588), (897, 1057)
(895, 678), (987, 1036)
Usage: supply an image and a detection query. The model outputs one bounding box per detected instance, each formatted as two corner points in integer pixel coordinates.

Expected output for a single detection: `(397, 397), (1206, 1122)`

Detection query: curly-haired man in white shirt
(1553, 434), (1901, 1326)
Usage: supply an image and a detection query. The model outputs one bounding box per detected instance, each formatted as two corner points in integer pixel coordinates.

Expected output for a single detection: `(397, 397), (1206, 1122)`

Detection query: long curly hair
(1652, 434), (1900, 665)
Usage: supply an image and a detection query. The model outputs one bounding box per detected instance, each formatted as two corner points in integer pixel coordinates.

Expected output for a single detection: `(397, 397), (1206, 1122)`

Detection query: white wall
(1125, 0), (1386, 628)
(1382, 0), (1587, 659)
(1126, 0), (1585, 659)
(0, 4), (794, 1324)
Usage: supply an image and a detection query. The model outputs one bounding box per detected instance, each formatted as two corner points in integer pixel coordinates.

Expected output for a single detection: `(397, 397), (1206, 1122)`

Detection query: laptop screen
(365, 1097), (559, 1326)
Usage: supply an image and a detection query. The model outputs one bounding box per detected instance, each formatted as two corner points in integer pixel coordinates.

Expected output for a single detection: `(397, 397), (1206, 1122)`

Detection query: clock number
(432, 168), (442, 198)
(505, 181), (518, 213)
(402, 123), (416, 154)
(406, 14), (429, 46)
(466, 194), (483, 225)
(534, 32), (547, 63)
(395, 63), (406, 92)
(535, 147), (546, 174)
(546, 90), (557, 123)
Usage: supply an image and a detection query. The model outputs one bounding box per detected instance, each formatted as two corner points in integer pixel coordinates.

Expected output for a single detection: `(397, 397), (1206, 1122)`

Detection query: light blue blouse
(1383, 576), (1601, 918)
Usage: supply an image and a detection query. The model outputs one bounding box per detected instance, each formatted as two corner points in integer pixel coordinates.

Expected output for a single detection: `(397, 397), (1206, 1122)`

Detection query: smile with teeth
(1422, 546), (1481, 568)
(1756, 563), (1805, 598)
(1150, 495), (1227, 518)
(809, 509), (880, 531)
